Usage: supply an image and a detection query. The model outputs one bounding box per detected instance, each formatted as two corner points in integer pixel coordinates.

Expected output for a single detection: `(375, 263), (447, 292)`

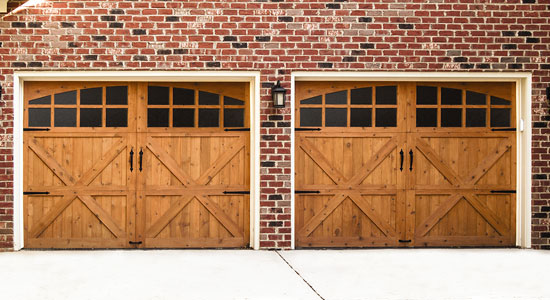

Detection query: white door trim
(290, 71), (532, 249)
(13, 71), (262, 250)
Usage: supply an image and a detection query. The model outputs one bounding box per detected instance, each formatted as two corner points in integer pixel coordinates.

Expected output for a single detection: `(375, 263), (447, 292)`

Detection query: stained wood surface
(23, 82), (250, 249)
(295, 82), (516, 248)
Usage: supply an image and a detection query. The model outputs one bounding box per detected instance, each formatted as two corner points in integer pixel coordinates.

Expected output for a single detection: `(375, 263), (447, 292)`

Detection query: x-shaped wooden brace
(27, 138), (127, 239)
(297, 136), (399, 238)
(414, 137), (512, 237)
(145, 136), (245, 238)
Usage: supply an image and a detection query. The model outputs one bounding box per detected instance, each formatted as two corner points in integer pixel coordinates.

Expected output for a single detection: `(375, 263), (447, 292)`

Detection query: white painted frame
(13, 71), (262, 250)
(290, 72), (532, 249)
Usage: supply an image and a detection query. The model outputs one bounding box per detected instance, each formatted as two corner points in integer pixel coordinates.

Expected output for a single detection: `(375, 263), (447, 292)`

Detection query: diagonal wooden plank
(346, 139), (397, 187)
(195, 195), (243, 238)
(145, 194), (196, 238)
(196, 136), (245, 185)
(78, 195), (126, 238)
(298, 193), (348, 237)
(78, 138), (127, 185)
(299, 137), (347, 185)
(29, 195), (77, 238)
(415, 138), (462, 186)
(415, 193), (463, 238)
(462, 193), (508, 236)
(28, 138), (76, 186)
(348, 192), (397, 237)
(464, 141), (512, 185)
(146, 138), (195, 186)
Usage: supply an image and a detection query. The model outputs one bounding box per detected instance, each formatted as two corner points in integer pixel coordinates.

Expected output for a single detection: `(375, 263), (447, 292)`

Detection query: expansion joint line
(275, 250), (325, 300)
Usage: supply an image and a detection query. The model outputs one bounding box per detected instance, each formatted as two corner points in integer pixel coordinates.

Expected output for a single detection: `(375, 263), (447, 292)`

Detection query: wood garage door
(295, 82), (516, 248)
(23, 82), (250, 249)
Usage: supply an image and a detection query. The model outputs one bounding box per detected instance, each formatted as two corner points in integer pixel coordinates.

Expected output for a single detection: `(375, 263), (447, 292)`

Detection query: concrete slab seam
(275, 250), (325, 300)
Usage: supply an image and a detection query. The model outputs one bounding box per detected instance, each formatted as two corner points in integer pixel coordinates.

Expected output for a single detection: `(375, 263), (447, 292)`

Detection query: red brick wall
(0, 0), (549, 250)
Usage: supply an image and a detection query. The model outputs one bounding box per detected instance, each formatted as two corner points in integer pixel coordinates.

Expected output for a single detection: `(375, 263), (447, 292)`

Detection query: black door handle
(399, 149), (404, 172)
(129, 148), (134, 172)
(139, 148), (143, 172)
(409, 149), (413, 171)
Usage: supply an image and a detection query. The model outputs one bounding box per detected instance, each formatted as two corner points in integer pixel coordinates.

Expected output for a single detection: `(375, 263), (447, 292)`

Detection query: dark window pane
(491, 96), (511, 105)
(29, 95), (51, 105)
(199, 91), (219, 105)
(300, 108), (322, 127)
(490, 108), (511, 127)
(148, 86), (169, 105)
(199, 109), (219, 127)
(416, 86), (437, 105)
(106, 108), (128, 127)
(224, 108), (245, 127)
(147, 108), (169, 127)
(325, 108), (347, 127)
(80, 108), (102, 127)
(441, 108), (462, 127)
(54, 91), (77, 105)
(325, 91), (347, 105)
(351, 87), (372, 105)
(174, 88), (195, 105)
(54, 108), (76, 127)
(416, 108), (437, 127)
(28, 108), (50, 127)
(441, 88), (462, 105)
(80, 88), (102, 105)
(376, 86), (397, 105)
(350, 108), (372, 127)
(466, 108), (486, 127)
(106, 86), (128, 105)
(300, 96), (322, 105)
(466, 91), (486, 105)
(173, 109), (194, 127)
(224, 96), (244, 105)
(375, 108), (397, 127)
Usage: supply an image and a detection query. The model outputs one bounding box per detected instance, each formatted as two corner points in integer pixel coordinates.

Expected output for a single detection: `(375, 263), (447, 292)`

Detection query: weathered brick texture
(1, 0), (550, 249)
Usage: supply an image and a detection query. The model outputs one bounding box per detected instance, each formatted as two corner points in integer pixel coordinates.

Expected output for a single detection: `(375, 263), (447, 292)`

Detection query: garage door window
(147, 86), (245, 128)
(27, 85), (129, 128)
(298, 85), (397, 128)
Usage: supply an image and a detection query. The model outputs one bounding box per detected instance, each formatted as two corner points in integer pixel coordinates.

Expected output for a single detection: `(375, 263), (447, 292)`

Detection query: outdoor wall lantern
(272, 80), (286, 108)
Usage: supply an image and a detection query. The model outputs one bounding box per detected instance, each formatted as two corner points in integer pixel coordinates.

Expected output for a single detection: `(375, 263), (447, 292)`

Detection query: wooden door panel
(140, 133), (249, 248)
(24, 133), (134, 248)
(410, 134), (516, 247)
(295, 133), (406, 247)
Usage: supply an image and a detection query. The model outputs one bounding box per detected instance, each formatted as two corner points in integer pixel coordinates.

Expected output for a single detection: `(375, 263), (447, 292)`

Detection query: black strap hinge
(224, 128), (250, 132)
(295, 190), (320, 194)
(24, 191), (50, 195)
(223, 191), (250, 195)
(491, 128), (515, 132)
(295, 128), (321, 131)
(24, 128), (50, 131)
(490, 190), (516, 194)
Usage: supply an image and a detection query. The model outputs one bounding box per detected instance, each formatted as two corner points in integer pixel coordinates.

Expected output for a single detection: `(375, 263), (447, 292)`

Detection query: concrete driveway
(0, 249), (548, 300)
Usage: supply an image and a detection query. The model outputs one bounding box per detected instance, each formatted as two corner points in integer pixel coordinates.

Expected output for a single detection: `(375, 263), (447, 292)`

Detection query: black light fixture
(272, 80), (286, 108)
(547, 87), (550, 102)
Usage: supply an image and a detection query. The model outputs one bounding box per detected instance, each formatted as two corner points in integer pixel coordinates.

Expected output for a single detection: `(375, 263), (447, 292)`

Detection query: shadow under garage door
(23, 82), (250, 249)
(295, 81), (516, 248)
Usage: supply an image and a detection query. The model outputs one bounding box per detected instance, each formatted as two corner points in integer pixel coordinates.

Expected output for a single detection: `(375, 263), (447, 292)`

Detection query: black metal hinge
(399, 239), (412, 243)
(295, 128), (321, 131)
(129, 241), (143, 245)
(295, 190), (320, 194)
(24, 128), (50, 131)
(491, 128), (516, 132)
(490, 190), (516, 194)
(223, 191), (250, 195)
(224, 128), (250, 132)
(24, 191), (50, 195)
